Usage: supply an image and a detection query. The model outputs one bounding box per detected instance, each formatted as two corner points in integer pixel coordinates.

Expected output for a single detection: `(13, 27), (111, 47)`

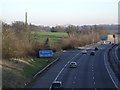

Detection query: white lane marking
(51, 44), (101, 89)
(54, 52), (81, 81)
(74, 76), (76, 79)
(93, 77), (95, 79)
(104, 48), (118, 88)
(92, 66), (93, 69)
(73, 82), (75, 84)
(54, 63), (67, 81)
(92, 69), (94, 72)
(54, 46), (97, 81)
(49, 86), (52, 90)
(94, 82), (96, 85)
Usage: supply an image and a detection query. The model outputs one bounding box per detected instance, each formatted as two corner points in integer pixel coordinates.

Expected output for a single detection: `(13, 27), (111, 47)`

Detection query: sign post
(113, 35), (115, 44)
(39, 50), (53, 57)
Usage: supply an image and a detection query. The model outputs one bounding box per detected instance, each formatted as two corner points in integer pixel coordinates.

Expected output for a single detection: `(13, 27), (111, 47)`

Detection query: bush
(2, 29), (18, 58)
(61, 38), (75, 50)
(2, 23), (44, 59)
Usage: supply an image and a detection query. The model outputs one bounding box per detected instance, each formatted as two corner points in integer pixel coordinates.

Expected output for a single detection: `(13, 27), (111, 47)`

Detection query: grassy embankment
(2, 32), (68, 88)
(2, 58), (50, 88)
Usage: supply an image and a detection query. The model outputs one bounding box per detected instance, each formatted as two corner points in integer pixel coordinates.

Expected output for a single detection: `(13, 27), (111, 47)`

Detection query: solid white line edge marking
(49, 44), (100, 89)
(104, 46), (118, 89)
(115, 46), (120, 63)
(54, 52), (80, 81)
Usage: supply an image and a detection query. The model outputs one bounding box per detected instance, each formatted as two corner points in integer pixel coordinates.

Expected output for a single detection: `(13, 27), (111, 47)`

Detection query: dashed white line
(94, 82), (96, 85)
(73, 81), (75, 84)
(74, 76), (76, 79)
(93, 77), (95, 79)
(54, 52), (81, 81)
(49, 45), (99, 89)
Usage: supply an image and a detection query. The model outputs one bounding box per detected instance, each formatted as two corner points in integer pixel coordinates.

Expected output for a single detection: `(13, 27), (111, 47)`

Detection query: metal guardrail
(33, 58), (59, 78)
(24, 58), (60, 87)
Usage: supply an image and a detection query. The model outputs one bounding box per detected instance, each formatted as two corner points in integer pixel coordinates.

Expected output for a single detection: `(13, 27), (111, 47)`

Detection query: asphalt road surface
(116, 45), (120, 61)
(32, 44), (117, 89)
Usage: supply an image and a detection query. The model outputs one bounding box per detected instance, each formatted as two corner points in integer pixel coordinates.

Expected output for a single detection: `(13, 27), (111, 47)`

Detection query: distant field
(31, 32), (68, 44)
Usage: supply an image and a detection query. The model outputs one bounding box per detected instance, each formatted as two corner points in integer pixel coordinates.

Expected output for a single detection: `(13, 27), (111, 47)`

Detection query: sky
(0, 0), (119, 26)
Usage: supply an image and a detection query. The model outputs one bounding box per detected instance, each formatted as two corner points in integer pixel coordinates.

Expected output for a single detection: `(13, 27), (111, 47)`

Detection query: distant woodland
(2, 21), (117, 59)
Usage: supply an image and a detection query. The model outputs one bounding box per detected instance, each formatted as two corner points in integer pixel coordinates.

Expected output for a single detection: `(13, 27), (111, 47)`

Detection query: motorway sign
(101, 37), (108, 41)
(39, 50), (53, 57)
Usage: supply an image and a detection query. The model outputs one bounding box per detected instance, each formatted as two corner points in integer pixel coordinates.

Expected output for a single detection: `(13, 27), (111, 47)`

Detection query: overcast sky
(0, 0), (119, 26)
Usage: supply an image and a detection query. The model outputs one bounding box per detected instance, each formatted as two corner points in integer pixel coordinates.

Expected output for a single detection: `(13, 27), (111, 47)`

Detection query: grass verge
(23, 58), (48, 79)
(2, 58), (51, 88)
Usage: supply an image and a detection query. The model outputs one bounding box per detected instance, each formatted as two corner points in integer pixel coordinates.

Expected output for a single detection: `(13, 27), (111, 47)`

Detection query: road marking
(51, 44), (100, 89)
(93, 77), (95, 79)
(33, 58), (59, 78)
(94, 88), (97, 90)
(104, 47), (118, 89)
(92, 69), (94, 72)
(54, 52), (81, 81)
(73, 82), (75, 84)
(74, 76), (76, 79)
(94, 81), (95, 85)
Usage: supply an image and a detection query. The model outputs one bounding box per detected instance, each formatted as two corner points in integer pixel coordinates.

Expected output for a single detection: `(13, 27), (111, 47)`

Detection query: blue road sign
(39, 50), (53, 57)
(101, 37), (108, 41)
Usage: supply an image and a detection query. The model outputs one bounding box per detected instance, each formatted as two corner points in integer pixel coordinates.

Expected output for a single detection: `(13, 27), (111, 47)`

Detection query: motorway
(32, 44), (118, 89)
(116, 45), (120, 62)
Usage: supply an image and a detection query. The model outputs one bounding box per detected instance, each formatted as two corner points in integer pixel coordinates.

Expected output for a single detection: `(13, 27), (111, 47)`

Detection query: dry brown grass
(2, 59), (25, 88)
(2, 56), (41, 88)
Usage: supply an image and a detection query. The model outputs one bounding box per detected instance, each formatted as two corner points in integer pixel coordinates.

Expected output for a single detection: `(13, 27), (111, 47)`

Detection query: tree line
(2, 21), (114, 59)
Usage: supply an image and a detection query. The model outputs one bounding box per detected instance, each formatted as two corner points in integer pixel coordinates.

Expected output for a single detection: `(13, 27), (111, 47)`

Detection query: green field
(31, 32), (68, 44)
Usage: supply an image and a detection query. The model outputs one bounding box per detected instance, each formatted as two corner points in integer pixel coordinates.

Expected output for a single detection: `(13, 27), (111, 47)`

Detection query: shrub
(2, 29), (18, 58)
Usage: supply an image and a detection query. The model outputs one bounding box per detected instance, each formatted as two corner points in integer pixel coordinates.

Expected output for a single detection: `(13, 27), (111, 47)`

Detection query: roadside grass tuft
(23, 58), (48, 78)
